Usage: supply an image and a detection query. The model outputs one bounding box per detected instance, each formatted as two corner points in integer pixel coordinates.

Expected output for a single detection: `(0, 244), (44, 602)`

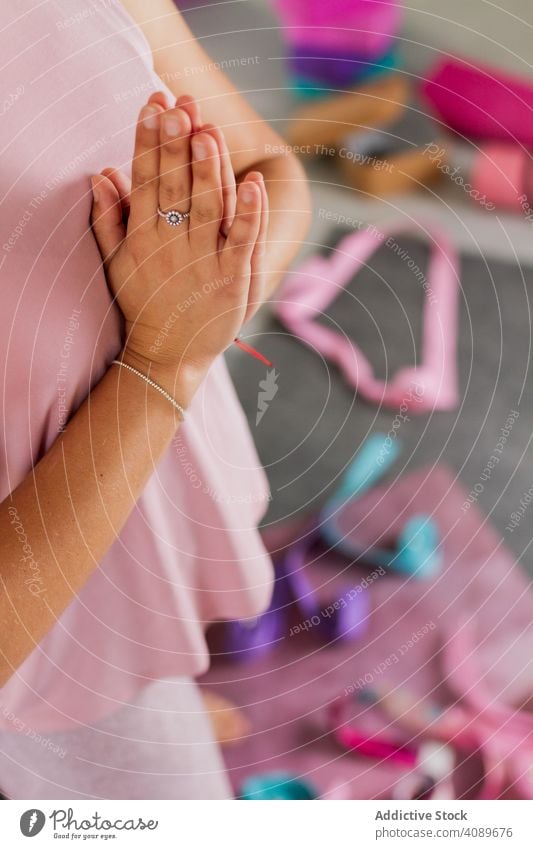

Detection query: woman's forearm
(0, 362), (182, 686)
(243, 153), (312, 296)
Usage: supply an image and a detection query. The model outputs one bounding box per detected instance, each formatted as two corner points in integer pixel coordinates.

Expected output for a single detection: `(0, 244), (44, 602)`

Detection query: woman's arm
(121, 0), (312, 295)
(0, 99), (265, 687)
(0, 364), (179, 687)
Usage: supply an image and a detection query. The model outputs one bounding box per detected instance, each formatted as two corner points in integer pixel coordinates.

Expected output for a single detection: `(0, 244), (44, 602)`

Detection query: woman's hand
(90, 95), (268, 408)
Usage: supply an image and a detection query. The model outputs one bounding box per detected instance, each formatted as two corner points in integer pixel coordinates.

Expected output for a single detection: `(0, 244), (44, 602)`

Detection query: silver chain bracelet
(112, 360), (186, 421)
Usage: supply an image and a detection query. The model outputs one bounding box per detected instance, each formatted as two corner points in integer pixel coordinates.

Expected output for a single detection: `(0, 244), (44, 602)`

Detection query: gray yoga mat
(226, 232), (533, 574)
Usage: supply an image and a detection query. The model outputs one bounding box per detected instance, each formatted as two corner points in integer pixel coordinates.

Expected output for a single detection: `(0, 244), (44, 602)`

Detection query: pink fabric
(206, 467), (533, 799)
(0, 0), (273, 733)
(274, 222), (460, 413)
(0, 676), (232, 799)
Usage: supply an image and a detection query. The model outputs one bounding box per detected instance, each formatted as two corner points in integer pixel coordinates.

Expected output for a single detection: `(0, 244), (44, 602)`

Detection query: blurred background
(177, 0), (533, 801)
(182, 0), (533, 550)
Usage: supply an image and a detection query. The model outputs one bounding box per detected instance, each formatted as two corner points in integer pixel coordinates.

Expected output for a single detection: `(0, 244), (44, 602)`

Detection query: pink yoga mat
(203, 466), (533, 799)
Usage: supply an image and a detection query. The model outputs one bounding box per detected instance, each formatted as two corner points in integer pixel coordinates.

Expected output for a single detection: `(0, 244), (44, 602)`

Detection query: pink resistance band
(443, 618), (533, 799)
(275, 222), (461, 413)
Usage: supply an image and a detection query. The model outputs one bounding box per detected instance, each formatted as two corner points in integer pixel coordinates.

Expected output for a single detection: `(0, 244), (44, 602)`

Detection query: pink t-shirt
(0, 0), (273, 732)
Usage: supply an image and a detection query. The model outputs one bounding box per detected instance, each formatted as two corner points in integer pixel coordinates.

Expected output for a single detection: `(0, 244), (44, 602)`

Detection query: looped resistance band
(275, 221), (461, 413)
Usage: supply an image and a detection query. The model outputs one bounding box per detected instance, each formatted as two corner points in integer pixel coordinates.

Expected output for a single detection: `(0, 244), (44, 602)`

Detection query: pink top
(0, 0), (273, 732)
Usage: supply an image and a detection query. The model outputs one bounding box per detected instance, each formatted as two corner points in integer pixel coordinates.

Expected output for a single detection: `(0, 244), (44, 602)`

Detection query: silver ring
(157, 207), (190, 227)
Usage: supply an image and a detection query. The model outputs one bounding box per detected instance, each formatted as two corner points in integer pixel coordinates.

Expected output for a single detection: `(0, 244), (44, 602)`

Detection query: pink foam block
(423, 57), (533, 145)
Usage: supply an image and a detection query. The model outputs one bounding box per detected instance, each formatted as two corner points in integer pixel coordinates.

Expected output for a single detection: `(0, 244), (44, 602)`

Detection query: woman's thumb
(90, 174), (125, 265)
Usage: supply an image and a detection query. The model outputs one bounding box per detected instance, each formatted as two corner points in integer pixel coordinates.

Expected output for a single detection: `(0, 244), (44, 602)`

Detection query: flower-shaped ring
(157, 207), (190, 227)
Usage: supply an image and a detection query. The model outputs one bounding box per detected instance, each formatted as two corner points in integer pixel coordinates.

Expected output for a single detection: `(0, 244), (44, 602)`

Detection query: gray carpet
(180, 1), (533, 571)
(227, 234), (533, 573)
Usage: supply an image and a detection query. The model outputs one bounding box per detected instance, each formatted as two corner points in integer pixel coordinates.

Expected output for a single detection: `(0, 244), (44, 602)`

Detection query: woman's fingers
(200, 123), (236, 238)
(223, 180), (262, 267)
(101, 167), (131, 221)
(148, 90), (171, 111)
(178, 95), (236, 237)
(189, 132), (224, 253)
(176, 94), (202, 132)
(90, 174), (125, 267)
(128, 103), (163, 234)
(158, 106), (193, 228)
(244, 172), (269, 321)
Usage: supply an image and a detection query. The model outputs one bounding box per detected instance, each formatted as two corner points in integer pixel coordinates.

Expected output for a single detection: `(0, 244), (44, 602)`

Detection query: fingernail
(165, 114), (182, 137)
(241, 183), (256, 204)
(90, 176), (100, 203)
(192, 136), (208, 160)
(141, 106), (159, 130)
